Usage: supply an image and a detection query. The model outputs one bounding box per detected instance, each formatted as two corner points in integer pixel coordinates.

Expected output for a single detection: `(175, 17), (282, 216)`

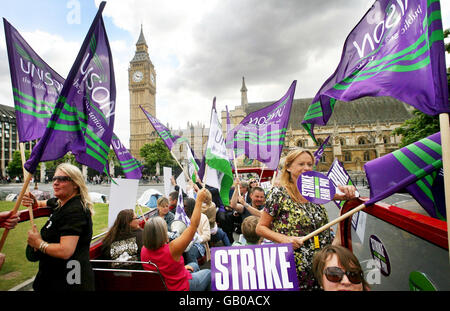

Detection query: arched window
(344, 152), (352, 162)
(320, 154), (326, 163)
(340, 138), (345, 146)
(383, 136), (389, 144)
(358, 137), (366, 145)
(297, 140), (303, 147)
(364, 151), (370, 161)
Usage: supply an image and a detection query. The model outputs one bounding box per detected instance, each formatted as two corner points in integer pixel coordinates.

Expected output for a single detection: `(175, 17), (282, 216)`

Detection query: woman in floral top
(256, 149), (356, 290)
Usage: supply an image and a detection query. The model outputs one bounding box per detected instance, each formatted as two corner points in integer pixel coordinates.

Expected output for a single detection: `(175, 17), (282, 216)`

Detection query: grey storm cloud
(170, 0), (364, 97)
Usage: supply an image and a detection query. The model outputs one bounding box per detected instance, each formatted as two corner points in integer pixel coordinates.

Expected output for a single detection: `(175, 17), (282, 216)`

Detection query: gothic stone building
(222, 78), (413, 175)
(0, 104), (36, 178)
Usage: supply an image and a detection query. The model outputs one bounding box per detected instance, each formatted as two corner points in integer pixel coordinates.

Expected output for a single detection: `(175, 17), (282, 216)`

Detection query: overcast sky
(1, 0), (449, 149)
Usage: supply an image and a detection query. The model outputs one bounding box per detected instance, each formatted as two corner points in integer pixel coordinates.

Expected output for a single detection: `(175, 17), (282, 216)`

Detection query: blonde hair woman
(22, 163), (95, 291)
(54, 163), (94, 214)
(256, 148), (356, 290)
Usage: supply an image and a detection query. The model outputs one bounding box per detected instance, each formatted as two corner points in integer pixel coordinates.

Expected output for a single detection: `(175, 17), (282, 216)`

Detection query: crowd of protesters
(129, 147), (363, 291)
(0, 148), (370, 292)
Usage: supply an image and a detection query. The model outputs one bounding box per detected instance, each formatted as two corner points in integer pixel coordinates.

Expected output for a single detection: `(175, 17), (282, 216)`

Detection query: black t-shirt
(33, 195), (94, 291)
(101, 228), (143, 270)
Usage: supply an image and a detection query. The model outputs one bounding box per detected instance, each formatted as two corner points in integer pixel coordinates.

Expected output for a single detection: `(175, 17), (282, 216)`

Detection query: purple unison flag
(174, 188), (190, 225)
(111, 133), (142, 180)
(364, 132), (445, 220)
(25, 2), (115, 175)
(302, 0), (449, 142)
(140, 105), (183, 151)
(3, 18), (65, 142)
(226, 81), (296, 170)
(313, 135), (330, 167)
(197, 154), (206, 181)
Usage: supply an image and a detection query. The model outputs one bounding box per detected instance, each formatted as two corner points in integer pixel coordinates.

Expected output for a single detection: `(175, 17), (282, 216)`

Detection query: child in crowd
(232, 216), (262, 246)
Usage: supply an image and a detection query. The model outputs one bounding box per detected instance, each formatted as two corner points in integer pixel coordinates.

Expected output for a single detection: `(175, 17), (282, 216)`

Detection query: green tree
(140, 139), (177, 175)
(392, 109), (440, 148)
(7, 150), (30, 178)
(44, 153), (80, 174)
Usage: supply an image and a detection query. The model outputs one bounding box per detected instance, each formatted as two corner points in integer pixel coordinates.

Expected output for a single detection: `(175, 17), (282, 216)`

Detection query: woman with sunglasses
(101, 209), (143, 269)
(22, 163), (95, 291)
(312, 245), (370, 291)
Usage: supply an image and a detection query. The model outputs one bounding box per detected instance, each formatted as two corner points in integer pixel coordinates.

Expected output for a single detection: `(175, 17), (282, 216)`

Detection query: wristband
(38, 240), (49, 254)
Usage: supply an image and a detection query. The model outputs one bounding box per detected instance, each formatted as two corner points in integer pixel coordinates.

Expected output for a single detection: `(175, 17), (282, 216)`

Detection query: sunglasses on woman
(52, 176), (72, 182)
(324, 266), (363, 284)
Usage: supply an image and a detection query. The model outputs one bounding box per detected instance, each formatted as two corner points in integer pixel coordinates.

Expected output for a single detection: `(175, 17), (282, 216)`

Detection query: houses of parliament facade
(128, 28), (413, 175)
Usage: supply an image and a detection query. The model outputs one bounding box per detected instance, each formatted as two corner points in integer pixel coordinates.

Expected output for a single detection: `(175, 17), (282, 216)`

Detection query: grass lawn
(0, 201), (149, 291)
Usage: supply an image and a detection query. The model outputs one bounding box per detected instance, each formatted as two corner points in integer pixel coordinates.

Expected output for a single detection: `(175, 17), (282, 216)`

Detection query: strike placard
(297, 171), (336, 204)
(327, 158), (359, 209)
(211, 244), (299, 291)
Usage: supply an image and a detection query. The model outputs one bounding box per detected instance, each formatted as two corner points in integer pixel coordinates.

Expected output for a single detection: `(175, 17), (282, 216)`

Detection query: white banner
(108, 178), (140, 228)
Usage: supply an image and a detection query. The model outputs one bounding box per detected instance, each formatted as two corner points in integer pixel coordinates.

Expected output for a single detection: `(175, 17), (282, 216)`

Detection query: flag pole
(438, 113), (450, 260)
(136, 202), (147, 223)
(20, 142), (34, 227)
(271, 170), (277, 187)
(231, 150), (241, 196)
(170, 150), (190, 181)
(202, 164), (208, 189)
(258, 163), (265, 185)
(299, 202), (366, 244)
(0, 172), (33, 252)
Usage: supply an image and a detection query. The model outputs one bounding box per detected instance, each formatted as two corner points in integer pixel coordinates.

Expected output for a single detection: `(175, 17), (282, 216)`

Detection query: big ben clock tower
(129, 25), (157, 159)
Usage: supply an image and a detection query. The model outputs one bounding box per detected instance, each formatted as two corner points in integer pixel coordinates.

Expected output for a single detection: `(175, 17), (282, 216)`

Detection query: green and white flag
(186, 143), (199, 183)
(204, 98), (233, 206)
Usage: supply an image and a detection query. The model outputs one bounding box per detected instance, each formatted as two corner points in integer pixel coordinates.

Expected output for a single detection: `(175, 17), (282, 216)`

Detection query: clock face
(132, 71), (143, 83)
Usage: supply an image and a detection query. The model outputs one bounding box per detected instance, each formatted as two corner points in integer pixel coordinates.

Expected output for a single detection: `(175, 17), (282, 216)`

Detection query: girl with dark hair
(101, 209), (143, 269)
(312, 245), (370, 291)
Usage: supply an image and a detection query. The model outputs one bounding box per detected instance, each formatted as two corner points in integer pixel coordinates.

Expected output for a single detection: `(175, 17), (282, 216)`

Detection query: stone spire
(136, 24), (147, 47)
(131, 24), (150, 63)
(241, 76), (248, 110)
